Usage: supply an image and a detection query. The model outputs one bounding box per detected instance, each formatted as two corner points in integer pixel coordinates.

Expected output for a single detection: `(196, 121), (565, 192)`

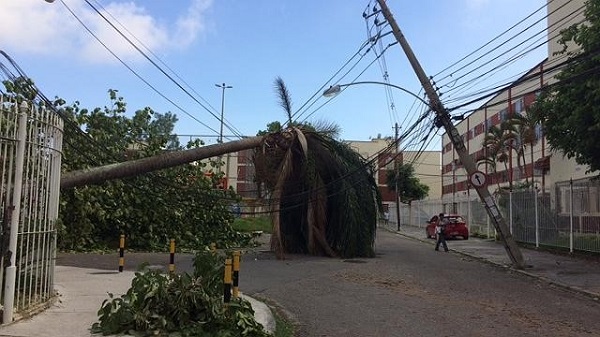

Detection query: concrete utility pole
(394, 122), (402, 231)
(376, 0), (525, 269)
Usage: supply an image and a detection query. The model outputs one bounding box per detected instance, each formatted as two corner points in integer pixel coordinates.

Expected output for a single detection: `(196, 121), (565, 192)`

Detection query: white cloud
(174, 0), (213, 48)
(0, 0), (213, 64)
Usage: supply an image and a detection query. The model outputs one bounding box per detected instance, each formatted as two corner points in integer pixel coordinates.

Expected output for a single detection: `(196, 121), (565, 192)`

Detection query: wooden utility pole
(376, 0), (525, 269)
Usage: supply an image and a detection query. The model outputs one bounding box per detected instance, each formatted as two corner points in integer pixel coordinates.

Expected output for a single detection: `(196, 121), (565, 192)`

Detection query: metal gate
(0, 98), (63, 323)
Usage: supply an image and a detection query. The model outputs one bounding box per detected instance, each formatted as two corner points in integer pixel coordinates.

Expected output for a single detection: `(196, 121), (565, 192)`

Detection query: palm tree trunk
(522, 150), (528, 185)
(61, 136), (264, 189)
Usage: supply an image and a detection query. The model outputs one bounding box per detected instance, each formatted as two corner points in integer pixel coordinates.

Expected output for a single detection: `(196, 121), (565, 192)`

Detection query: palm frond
(292, 127), (308, 158)
(274, 77), (293, 125)
(309, 119), (342, 138)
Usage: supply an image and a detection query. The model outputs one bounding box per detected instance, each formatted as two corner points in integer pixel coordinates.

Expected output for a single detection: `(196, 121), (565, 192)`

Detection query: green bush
(92, 250), (270, 336)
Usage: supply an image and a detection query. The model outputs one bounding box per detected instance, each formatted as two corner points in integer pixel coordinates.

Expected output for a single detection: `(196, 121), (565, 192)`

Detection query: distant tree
(529, 0), (600, 173)
(386, 163), (429, 204)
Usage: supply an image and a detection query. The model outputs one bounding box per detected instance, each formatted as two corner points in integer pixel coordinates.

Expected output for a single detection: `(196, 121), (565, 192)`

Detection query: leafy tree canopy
(530, 0), (600, 173)
(50, 89), (249, 251)
(386, 163), (429, 204)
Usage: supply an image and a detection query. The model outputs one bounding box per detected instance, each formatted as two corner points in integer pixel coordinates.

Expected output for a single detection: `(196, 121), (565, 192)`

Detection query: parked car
(425, 214), (469, 240)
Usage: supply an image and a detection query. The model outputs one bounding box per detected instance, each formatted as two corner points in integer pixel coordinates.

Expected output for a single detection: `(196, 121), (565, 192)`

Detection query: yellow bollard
(232, 251), (240, 298)
(118, 234), (125, 272)
(224, 258), (232, 303)
(169, 239), (175, 273)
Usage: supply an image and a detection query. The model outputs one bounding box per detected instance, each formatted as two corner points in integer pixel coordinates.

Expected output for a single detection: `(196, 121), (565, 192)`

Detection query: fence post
(223, 258), (232, 304)
(2, 103), (28, 324)
(169, 239), (175, 273)
(487, 210), (490, 239)
(509, 189), (513, 234)
(119, 234), (125, 272)
(467, 192), (472, 233)
(570, 178), (574, 253)
(232, 251), (240, 298)
(534, 187), (539, 248)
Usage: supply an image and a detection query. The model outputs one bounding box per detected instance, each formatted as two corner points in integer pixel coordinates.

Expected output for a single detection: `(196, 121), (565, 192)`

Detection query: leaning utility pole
(376, 0), (525, 269)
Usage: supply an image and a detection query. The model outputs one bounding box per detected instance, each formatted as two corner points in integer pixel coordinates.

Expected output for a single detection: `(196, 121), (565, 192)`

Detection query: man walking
(435, 213), (449, 252)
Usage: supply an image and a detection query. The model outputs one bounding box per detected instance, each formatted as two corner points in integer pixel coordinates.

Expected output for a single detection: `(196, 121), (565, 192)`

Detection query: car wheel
(464, 235), (469, 240)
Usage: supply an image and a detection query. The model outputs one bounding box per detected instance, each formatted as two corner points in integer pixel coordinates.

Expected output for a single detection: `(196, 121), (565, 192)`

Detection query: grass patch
(273, 308), (296, 337)
(255, 296), (297, 337)
(233, 216), (273, 234)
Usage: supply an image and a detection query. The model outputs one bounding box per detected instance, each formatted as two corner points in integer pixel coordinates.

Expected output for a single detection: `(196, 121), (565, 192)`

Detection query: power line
(59, 0), (221, 136)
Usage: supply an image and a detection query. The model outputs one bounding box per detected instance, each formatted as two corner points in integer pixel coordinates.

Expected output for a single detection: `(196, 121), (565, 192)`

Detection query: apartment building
(344, 137), (441, 203)
(441, 0), (591, 206)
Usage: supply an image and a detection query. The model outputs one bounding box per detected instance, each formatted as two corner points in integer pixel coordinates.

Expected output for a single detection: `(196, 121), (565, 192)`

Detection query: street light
(323, 81), (430, 108)
(215, 83), (232, 179)
(215, 83), (233, 144)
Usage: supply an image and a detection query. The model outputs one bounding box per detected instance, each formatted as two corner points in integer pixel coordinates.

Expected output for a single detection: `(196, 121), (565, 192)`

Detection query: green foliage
(56, 90), (251, 251)
(529, 0), (600, 173)
(386, 163), (429, 204)
(2, 77), (37, 101)
(92, 251), (270, 336)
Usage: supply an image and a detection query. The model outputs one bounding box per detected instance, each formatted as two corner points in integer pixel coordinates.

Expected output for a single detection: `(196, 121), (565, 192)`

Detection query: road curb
(241, 294), (277, 334)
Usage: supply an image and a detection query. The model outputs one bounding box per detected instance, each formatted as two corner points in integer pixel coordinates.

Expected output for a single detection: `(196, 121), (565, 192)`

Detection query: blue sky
(1, 0), (548, 148)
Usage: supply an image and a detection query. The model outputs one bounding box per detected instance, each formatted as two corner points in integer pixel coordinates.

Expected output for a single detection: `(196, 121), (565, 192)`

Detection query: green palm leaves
(256, 78), (382, 258)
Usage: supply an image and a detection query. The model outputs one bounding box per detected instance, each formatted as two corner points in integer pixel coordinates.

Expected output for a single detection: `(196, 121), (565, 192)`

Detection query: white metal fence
(0, 99), (63, 323)
(386, 178), (600, 254)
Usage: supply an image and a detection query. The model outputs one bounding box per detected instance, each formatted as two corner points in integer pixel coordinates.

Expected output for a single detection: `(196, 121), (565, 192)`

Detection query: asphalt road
(57, 230), (600, 337)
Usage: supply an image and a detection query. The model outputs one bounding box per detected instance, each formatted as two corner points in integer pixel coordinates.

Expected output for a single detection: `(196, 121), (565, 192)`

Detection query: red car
(425, 214), (469, 240)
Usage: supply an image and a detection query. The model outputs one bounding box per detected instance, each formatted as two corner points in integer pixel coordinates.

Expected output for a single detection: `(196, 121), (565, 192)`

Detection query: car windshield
(444, 216), (464, 223)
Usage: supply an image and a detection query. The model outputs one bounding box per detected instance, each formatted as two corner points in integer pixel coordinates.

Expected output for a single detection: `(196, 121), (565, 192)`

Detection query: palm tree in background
(509, 112), (539, 187)
(481, 122), (516, 191)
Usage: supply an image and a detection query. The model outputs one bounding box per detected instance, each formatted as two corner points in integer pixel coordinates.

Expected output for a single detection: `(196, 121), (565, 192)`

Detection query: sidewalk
(0, 266), (275, 337)
(391, 224), (600, 300)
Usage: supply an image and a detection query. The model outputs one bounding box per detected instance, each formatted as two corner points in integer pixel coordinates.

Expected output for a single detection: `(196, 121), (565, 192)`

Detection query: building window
(499, 108), (508, 121)
(513, 98), (524, 114)
(535, 124), (543, 140)
(474, 123), (483, 136)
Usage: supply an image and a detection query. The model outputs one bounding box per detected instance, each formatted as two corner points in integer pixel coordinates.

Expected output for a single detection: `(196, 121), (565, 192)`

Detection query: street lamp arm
(322, 81), (430, 108)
